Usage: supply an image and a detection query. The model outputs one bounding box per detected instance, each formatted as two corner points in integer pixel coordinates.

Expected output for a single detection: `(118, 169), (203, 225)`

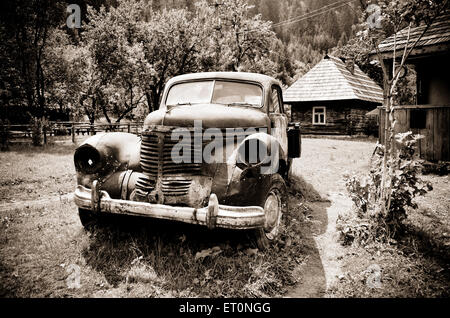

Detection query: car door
(268, 85), (288, 160)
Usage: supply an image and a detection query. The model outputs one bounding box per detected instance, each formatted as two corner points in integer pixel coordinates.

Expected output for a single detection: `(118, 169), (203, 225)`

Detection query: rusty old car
(73, 72), (301, 249)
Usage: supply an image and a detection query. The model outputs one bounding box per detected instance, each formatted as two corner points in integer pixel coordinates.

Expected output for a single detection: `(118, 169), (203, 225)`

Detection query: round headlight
(74, 145), (102, 174)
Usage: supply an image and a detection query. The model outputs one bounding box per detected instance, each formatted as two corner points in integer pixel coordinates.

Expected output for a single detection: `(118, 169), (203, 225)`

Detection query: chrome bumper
(73, 184), (265, 230)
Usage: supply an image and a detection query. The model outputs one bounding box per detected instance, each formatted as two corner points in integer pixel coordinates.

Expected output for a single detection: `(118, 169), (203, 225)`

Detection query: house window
(410, 109), (427, 129)
(313, 106), (326, 125)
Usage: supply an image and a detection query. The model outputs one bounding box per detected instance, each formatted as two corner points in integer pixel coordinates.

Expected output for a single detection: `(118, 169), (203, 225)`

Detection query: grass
(0, 190), (312, 297)
(0, 142), (313, 298)
(327, 242), (449, 297)
(407, 174), (450, 259)
(290, 138), (376, 196)
(79, 200), (311, 298)
(0, 143), (77, 203)
(327, 162), (450, 297)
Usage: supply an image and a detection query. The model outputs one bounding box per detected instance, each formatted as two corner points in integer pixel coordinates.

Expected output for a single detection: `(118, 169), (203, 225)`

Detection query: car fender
(74, 132), (141, 188)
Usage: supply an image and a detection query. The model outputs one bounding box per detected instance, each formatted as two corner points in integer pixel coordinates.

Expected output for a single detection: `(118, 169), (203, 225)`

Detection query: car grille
(134, 127), (264, 201)
(139, 133), (159, 178)
(135, 129), (203, 199)
(135, 174), (192, 197)
(135, 174), (155, 197)
(161, 179), (192, 196)
(140, 130), (203, 176)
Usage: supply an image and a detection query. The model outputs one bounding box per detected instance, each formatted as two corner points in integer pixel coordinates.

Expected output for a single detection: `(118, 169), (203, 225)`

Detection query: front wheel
(253, 174), (287, 250)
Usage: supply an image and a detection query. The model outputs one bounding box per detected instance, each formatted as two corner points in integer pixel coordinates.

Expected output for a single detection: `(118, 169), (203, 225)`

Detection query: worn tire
(253, 174), (287, 250)
(78, 208), (101, 230)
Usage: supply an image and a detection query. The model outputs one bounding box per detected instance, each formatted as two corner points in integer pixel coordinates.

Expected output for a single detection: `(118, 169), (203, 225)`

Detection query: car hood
(143, 104), (269, 129)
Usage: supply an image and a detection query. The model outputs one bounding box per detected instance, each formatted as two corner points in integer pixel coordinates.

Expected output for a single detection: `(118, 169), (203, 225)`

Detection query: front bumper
(73, 184), (265, 230)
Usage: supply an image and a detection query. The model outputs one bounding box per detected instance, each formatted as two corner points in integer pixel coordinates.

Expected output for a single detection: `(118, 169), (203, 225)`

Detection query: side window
(313, 106), (326, 125)
(269, 86), (283, 113)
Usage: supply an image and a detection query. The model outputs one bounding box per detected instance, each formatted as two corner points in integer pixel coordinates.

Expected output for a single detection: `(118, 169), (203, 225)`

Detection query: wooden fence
(0, 121), (144, 144)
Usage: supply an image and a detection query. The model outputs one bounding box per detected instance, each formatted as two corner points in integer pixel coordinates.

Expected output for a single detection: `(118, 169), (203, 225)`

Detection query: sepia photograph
(0, 0), (449, 309)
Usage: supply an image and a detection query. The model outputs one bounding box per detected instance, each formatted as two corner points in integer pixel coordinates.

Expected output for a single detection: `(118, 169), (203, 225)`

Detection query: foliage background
(3, 0), (442, 123)
(0, 0), (364, 123)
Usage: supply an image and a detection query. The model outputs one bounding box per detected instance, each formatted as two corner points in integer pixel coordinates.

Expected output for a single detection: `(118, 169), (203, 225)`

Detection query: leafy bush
(337, 132), (432, 245)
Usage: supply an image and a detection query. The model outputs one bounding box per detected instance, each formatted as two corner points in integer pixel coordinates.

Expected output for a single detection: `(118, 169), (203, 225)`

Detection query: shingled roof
(283, 55), (384, 104)
(377, 13), (450, 54)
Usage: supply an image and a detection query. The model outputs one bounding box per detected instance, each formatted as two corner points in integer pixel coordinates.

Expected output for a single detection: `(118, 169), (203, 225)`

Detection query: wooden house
(283, 55), (384, 135)
(374, 13), (450, 162)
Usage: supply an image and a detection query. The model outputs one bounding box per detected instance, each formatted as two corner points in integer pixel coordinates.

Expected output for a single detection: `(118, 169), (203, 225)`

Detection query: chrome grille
(139, 134), (159, 177)
(135, 174), (155, 198)
(135, 129), (202, 200)
(139, 130), (203, 177)
(161, 134), (202, 175)
(161, 179), (192, 196)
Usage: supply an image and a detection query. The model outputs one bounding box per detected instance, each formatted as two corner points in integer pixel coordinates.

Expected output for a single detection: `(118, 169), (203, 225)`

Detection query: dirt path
(285, 194), (350, 297)
(314, 192), (351, 290)
(285, 138), (375, 297)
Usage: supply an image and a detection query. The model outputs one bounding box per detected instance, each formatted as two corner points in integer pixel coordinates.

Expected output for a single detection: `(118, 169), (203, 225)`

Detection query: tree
(81, 0), (293, 116)
(259, 0), (280, 24)
(1, 0), (366, 124)
(367, 0), (448, 216)
(41, 29), (73, 113)
(83, 1), (155, 120)
(66, 45), (102, 124)
(337, 31), (348, 47)
(0, 0), (66, 115)
(339, 0), (448, 234)
(139, 5), (213, 112)
(205, 0), (280, 73)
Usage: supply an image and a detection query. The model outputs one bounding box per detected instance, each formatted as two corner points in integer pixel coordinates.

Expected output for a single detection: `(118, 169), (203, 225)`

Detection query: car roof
(166, 72), (280, 87)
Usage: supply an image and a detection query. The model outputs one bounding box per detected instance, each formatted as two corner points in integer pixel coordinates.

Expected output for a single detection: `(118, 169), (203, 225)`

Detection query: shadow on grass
(284, 195), (330, 297)
(280, 172), (331, 297)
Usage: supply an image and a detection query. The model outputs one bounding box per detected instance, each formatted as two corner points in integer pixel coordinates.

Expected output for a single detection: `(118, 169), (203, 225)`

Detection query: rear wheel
(253, 174), (287, 250)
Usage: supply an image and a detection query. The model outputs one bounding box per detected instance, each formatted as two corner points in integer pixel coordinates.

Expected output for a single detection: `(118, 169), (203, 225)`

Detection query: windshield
(165, 80), (263, 107)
